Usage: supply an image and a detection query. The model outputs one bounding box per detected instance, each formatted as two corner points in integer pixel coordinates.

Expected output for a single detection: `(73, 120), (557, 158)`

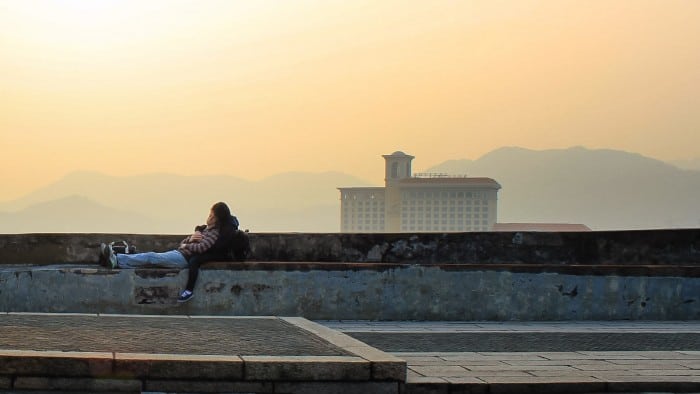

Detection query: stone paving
(324, 320), (700, 393)
(0, 313), (406, 393)
(347, 332), (700, 352)
(0, 314), (348, 356)
(2, 315), (699, 393)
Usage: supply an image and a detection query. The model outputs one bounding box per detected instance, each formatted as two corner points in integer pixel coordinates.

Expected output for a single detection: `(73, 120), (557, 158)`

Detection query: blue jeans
(116, 250), (188, 269)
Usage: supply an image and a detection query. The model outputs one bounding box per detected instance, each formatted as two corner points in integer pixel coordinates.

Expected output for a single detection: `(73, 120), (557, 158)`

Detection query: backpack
(229, 229), (251, 262)
(206, 215), (250, 262)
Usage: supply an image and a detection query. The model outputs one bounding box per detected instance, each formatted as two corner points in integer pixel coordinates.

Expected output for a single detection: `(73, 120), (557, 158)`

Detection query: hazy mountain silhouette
(0, 171), (373, 233)
(3, 146), (699, 233)
(425, 146), (700, 230)
(670, 158), (700, 171)
(0, 195), (156, 233)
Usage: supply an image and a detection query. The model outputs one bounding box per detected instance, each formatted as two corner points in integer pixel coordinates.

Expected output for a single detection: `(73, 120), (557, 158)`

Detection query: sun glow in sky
(1, 0), (700, 201)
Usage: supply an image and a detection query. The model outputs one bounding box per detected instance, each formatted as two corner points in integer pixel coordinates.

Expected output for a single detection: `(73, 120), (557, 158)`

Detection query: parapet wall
(2, 229), (700, 265)
(1, 230), (699, 320)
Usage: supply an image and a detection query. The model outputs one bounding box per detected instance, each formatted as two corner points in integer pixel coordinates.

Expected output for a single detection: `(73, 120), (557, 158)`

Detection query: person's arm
(181, 224), (208, 244)
(181, 228), (219, 254)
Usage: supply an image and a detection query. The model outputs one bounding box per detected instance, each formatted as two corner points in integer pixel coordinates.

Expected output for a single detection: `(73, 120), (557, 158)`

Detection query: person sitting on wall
(98, 202), (239, 303)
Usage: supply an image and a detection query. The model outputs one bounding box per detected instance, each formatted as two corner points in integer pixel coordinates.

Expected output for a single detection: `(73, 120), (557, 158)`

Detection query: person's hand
(190, 231), (203, 242)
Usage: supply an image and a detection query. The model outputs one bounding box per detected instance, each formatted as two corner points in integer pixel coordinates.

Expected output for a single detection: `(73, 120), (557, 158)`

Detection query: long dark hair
(211, 202), (231, 229)
(211, 201), (236, 239)
(211, 202), (233, 229)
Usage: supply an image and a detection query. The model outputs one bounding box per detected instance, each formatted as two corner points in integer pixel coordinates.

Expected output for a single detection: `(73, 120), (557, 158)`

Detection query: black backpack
(210, 216), (251, 262)
(229, 229), (251, 262)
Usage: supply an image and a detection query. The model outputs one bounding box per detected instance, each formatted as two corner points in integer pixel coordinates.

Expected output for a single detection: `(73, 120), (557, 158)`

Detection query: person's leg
(116, 250), (188, 269)
(185, 255), (204, 292)
(178, 252), (222, 302)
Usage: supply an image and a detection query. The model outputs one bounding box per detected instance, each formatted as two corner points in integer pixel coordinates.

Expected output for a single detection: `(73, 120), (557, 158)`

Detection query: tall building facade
(339, 151), (501, 233)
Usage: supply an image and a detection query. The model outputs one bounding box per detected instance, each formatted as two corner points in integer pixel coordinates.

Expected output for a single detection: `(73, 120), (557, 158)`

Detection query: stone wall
(0, 263), (698, 320)
(1, 229), (700, 265)
(0, 230), (698, 320)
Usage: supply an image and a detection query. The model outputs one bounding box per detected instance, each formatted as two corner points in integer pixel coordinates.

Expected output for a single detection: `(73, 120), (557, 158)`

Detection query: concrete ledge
(482, 377), (605, 394)
(0, 350), (113, 377)
(2, 229), (700, 266)
(197, 261), (700, 277)
(604, 376), (700, 392)
(242, 355), (370, 381)
(12, 376), (142, 392)
(402, 377), (700, 394)
(283, 317), (407, 381)
(144, 380), (274, 393)
(113, 353), (244, 380)
(274, 381), (399, 394)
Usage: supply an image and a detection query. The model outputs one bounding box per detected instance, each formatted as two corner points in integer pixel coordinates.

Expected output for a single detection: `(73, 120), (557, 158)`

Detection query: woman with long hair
(177, 202), (239, 302)
(99, 202), (238, 302)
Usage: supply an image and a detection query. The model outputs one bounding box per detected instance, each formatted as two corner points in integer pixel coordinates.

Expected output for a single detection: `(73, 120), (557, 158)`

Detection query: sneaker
(107, 248), (118, 269)
(177, 290), (194, 303)
(98, 243), (109, 266)
(101, 243), (118, 269)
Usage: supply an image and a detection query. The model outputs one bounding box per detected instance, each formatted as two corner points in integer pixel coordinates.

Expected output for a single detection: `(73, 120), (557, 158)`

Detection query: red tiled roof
(492, 223), (592, 232)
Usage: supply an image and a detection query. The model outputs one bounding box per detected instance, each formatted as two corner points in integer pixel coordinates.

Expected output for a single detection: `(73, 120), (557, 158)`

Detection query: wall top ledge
(1, 230), (699, 266)
(2, 262), (700, 278)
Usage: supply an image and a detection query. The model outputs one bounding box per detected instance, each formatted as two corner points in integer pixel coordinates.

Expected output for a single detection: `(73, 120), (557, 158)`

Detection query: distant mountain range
(426, 146), (700, 230)
(0, 171), (372, 233)
(1, 146), (699, 233)
(670, 158), (700, 171)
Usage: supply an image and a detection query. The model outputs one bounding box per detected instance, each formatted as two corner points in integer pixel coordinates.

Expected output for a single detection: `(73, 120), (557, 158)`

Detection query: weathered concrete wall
(1, 230), (698, 320)
(1, 229), (700, 265)
(0, 263), (697, 320)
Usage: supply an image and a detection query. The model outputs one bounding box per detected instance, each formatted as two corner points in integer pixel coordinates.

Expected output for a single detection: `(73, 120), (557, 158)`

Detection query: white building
(338, 151), (501, 233)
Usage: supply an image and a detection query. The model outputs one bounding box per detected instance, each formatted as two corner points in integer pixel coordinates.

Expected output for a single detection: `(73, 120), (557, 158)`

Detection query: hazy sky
(2, 0), (699, 201)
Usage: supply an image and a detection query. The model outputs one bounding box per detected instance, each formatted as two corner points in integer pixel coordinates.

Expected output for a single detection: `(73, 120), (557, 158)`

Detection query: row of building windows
(347, 215), (486, 222)
(344, 213), (385, 218)
(345, 206), (489, 212)
(344, 218), (384, 224)
(345, 212), (487, 218)
(402, 215), (488, 221)
(345, 226), (492, 232)
(403, 211), (489, 216)
(344, 221), (385, 226)
(402, 199), (488, 206)
(401, 218), (489, 224)
(402, 191), (486, 199)
(400, 226), (490, 232)
(343, 225), (385, 231)
(344, 208), (384, 213)
(403, 206), (489, 212)
(342, 194), (382, 200)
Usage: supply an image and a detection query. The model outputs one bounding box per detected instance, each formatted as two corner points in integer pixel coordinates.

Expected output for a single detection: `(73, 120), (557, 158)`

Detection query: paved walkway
(0, 314), (348, 356)
(323, 321), (700, 393)
(0, 314), (405, 394)
(2, 315), (699, 393)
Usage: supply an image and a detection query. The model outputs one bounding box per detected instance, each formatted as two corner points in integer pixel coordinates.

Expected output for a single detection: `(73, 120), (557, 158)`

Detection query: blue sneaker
(177, 290), (194, 303)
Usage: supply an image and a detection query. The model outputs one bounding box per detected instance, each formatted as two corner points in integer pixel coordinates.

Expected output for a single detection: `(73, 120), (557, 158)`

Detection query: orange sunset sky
(1, 0), (699, 201)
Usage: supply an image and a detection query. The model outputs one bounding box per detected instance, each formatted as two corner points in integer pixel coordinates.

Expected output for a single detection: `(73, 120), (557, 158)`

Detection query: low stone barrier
(0, 230), (698, 320)
(1, 229), (699, 265)
(0, 262), (697, 320)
